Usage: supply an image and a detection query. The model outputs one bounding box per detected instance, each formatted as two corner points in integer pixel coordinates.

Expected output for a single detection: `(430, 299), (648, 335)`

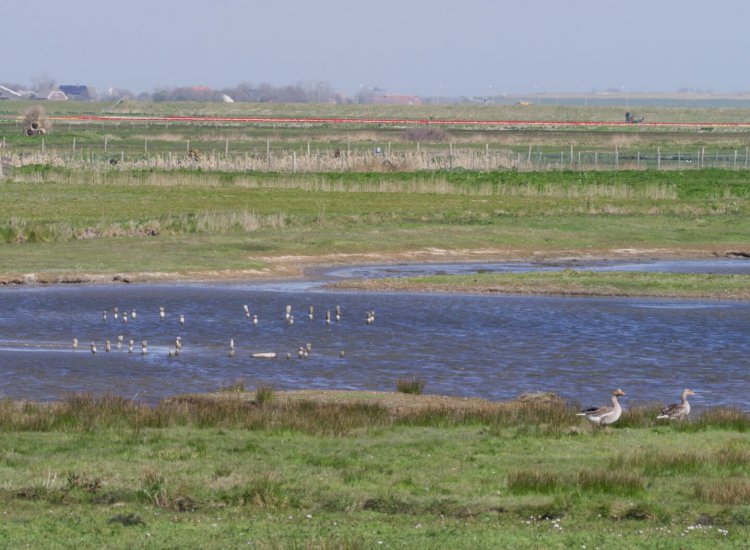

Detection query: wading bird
(577, 389), (625, 425)
(657, 389), (695, 420)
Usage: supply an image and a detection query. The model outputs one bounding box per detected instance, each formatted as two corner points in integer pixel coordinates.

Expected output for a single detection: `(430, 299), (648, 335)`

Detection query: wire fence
(2, 139), (750, 175)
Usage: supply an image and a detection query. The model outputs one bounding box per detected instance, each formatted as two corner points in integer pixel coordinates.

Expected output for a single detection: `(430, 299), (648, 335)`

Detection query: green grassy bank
(335, 271), (750, 300)
(1, 393), (749, 548)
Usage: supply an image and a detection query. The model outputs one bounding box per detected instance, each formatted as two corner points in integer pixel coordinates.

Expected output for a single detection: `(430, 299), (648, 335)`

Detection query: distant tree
(104, 87), (135, 101)
(152, 86), (223, 102)
(30, 74), (56, 94)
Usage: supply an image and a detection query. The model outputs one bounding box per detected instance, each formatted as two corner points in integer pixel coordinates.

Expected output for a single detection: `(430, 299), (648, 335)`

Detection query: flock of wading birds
(72, 304), (374, 360)
(71, 305), (693, 420)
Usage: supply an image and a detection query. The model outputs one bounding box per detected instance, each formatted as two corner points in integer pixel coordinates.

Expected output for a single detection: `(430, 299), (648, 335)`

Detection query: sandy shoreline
(0, 245), (742, 287)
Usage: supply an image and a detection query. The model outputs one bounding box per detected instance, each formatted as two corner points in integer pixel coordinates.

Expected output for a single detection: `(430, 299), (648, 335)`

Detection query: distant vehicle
(625, 111), (644, 123)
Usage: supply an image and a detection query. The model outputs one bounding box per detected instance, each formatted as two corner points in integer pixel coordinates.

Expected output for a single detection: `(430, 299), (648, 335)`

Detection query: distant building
(372, 94), (422, 106)
(59, 85), (98, 101)
(46, 90), (68, 101)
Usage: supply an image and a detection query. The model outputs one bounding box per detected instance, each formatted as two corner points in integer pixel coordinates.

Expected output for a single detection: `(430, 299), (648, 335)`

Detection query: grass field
(1, 392), (749, 548)
(1, 166), (749, 282)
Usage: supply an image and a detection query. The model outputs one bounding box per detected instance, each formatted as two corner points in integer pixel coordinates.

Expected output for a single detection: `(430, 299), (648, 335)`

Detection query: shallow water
(1, 259), (749, 411)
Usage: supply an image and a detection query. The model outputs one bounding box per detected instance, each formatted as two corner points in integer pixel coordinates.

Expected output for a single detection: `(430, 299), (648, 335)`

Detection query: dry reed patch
(695, 480), (750, 505)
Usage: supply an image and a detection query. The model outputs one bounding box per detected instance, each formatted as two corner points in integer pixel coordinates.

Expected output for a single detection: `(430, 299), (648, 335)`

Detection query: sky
(2, 0), (749, 98)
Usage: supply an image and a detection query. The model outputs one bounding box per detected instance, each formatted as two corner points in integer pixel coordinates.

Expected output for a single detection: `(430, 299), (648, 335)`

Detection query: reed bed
(8, 162), (684, 200)
(3, 393), (746, 435)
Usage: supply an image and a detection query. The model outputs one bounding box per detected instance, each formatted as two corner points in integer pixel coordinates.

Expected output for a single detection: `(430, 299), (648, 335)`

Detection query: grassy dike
(1, 393), (750, 548)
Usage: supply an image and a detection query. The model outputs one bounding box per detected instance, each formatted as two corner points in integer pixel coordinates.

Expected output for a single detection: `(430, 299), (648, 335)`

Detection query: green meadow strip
(335, 271), (750, 299)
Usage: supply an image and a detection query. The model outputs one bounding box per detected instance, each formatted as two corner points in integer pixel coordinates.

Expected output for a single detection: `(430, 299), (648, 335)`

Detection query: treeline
(150, 81), (346, 103)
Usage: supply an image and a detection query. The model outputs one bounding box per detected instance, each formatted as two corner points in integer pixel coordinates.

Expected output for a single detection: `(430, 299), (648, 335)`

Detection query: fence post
(734, 150), (738, 169)
(615, 146), (619, 170)
(657, 147), (661, 170)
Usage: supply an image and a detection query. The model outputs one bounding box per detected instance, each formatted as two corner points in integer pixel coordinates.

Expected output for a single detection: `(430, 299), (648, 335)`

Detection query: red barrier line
(49, 114), (750, 128)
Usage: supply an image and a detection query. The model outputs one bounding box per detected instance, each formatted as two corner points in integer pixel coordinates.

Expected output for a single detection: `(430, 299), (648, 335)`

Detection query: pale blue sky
(2, 0), (748, 97)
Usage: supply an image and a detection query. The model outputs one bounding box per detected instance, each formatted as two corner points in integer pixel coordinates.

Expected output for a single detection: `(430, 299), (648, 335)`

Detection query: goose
(228, 338), (235, 357)
(73, 338), (78, 350)
(252, 314), (258, 327)
(90, 342), (97, 354)
(141, 340), (148, 355)
(128, 339), (134, 353)
(105, 340), (111, 353)
(577, 389), (625, 425)
(113, 307), (119, 320)
(657, 389), (695, 420)
(335, 305), (341, 322)
(102, 310), (107, 322)
(159, 306), (165, 321)
(308, 305), (314, 320)
(117, 334), (124, 349)
(326, 310), (331, 325)
(131, 309), (137, 320)
(179, 314), (185, 327)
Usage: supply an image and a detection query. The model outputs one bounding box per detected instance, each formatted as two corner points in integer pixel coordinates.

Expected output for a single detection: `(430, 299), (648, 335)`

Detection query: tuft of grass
(219, 378), (248, 393)
(609, 450), (704, 476)
(395, 377), (426, 395)
(254, 383), (275, 407)
(218, 475), (288, 508)
(140, 469), (169, 508)
(695, 479), (750, 505)
(577, 469), (644, 496)
(678, 407), (750, 432)
(507, 471), (564, 494)
(508, 468), (644, 497)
